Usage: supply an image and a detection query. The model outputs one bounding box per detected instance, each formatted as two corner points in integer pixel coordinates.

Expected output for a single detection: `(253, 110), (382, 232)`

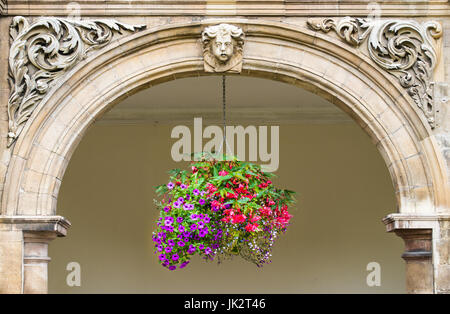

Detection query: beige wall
(48, 121), (405, 293)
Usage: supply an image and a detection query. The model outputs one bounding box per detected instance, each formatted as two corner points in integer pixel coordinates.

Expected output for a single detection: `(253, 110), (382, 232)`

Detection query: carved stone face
(202, 24), (244, 73)
(211, 33), (234, 62)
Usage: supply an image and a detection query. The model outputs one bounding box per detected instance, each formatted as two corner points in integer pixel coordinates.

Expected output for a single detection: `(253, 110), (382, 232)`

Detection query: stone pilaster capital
(0, 215), (71, 237)
(382, 213), (450, 232)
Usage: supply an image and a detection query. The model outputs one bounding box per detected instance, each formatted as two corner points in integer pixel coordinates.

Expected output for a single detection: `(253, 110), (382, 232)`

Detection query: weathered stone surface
(0, 230), (23, 293)
(0, 1), (449, 294)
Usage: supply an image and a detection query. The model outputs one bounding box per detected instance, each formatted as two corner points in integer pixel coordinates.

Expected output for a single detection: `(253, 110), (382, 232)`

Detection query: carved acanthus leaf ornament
(307, 17), (442, 128)
(7, 16), (146, 147)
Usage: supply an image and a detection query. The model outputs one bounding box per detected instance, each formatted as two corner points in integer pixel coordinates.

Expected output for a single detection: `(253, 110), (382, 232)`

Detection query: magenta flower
(159, 254), (167, 261)
(172, 254), (179, 261)
(164, 216), (174, 226)
(167, 182), (175, 189)
(190, 214), (198, 220)
(199, 199), (205, 205)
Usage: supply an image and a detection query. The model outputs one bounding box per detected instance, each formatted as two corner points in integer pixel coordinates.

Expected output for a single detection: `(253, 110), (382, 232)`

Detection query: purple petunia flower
(157, 245), (164, 252)
(178, 225), (185, 232)
(199, 199), (205, 205)
(185, 194), (191, 200)
(167, 182), (175, 190)
(168, 239), (175, 246)
(199, 244), (204, 250)
(172, 254), (179, 261)
(205, 247), (212, 255)
(193, 189), (200, 196)
(197, 221), (205, 229)
(173, 201), (181, 208)
(159, 254), (167, 261)
(180, 261), (190, 269)
(204, 216), (210, 223)
(183, 231), (191, 238)
(180, 184), (187, 189)
(165, 246), (172, 253)
(183, 204), (191, 210)
(163, 206), (170, 212)
(169, 265), (176, 271)
(178, 241), (185, 247)
(190, 214), (198, 220)
(190, 224), (197, 231)
(164, 216), (174, 226)
(176, 217), (183, 223)
(200, 191), (206, 196)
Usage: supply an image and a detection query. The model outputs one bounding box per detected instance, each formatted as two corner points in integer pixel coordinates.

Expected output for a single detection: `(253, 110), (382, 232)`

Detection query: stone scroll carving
(7, 16), (146, 147)
(307, 17), (443, 128)
(202, 24), (244, 73)
(0, 0), (6, 16)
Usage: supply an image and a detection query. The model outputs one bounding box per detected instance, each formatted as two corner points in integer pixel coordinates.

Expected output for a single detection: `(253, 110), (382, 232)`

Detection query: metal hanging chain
(218, 75), (231, 161)
(221, 75), (227, 160)
(222, 75), (226, 146)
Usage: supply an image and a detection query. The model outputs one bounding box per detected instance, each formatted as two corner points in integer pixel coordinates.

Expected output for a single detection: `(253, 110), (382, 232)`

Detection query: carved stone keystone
(202, 24), (244, 73)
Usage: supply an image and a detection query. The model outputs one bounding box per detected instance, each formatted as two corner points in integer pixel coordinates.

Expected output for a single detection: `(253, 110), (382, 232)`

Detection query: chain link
(222, 75), (226, 160)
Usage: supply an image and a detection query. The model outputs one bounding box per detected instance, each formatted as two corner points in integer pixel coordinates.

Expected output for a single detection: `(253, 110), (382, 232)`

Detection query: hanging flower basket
(152, 153), (295, 270)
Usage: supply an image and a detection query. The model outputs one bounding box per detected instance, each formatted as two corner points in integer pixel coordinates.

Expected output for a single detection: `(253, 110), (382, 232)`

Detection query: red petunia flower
(231, 214), (247, 224)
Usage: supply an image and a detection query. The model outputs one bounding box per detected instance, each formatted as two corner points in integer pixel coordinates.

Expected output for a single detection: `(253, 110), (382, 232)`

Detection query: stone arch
(2, 19), (448, 220)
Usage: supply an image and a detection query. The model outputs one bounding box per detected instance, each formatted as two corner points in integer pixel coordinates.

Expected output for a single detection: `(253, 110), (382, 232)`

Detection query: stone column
(394, 229), (434, 294)
(23, 231), (56, 294)
(383, 214), (437, 294)
(0, 216), (70, 294)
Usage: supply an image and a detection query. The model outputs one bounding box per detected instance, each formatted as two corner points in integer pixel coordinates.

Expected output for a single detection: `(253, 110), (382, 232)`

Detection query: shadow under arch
(2, 19), (448, 218)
